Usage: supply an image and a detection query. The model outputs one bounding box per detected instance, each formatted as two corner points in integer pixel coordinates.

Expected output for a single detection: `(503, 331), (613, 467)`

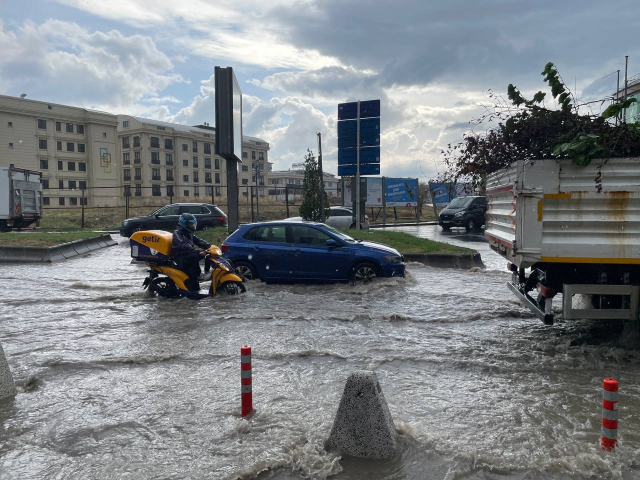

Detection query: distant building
(268, 165), (340, 201)
(614, 73), (640, 123)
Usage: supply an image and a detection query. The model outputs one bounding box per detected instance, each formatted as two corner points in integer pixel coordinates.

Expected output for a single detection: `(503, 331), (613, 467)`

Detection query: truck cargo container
(485, 158), (640, 325)
(0, 167), (43, 232)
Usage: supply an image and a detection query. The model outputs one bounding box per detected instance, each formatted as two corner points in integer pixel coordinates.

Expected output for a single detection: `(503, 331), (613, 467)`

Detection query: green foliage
(299, 149), (330, 221)
(552, 133), (604, 167)
(602, 97), (637, 120)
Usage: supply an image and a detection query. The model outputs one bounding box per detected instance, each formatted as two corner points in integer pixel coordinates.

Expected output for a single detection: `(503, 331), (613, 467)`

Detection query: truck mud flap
(506, 281), (555, 325)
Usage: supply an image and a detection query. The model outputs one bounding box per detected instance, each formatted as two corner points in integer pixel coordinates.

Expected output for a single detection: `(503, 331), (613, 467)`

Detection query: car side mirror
(326, 239), (340, 247)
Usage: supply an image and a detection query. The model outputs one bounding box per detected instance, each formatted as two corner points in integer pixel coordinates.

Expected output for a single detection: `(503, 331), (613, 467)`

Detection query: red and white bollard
(601, 378), (619, 451)
(241, 345), (253, 417)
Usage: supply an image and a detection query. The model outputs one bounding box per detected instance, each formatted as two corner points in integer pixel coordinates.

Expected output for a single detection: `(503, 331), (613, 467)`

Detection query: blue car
(221, 221), (405, 283)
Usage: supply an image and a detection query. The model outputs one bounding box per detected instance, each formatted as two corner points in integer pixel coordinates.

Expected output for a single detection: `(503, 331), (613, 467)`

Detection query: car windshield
(447, 197), (473, 208)
(321, 224), (356, 243)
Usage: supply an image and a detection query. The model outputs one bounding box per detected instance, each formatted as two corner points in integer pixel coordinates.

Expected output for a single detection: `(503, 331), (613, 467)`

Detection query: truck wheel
(465, 218), (476, 232)
(0, 221), (11, 233)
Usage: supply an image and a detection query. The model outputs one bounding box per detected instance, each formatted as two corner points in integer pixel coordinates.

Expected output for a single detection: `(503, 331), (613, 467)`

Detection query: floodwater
(0, 230), (639, 480)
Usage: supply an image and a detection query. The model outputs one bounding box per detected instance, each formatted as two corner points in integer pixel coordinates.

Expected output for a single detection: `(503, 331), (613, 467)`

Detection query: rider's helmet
(178, 213), (197, 231)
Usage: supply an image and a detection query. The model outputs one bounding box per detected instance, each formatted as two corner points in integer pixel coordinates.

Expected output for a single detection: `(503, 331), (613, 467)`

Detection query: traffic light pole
(355, 101), (361, 231)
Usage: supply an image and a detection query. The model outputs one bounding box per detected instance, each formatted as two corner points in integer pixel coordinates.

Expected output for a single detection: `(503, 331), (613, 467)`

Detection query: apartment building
(268, 166), (340, 200)
(117, 116), (270, 201)
(0, 95), (119, 207)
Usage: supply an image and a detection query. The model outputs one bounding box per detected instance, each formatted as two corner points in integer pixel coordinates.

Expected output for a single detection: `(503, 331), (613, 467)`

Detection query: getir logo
(142, 235), (160, 243)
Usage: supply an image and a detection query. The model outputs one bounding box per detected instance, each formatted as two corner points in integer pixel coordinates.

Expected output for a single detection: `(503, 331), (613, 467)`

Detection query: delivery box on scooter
(130, 230), (173, 261)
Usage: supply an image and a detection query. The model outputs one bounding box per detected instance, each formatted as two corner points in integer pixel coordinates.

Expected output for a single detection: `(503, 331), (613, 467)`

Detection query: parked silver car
(285, 206), (370, 229)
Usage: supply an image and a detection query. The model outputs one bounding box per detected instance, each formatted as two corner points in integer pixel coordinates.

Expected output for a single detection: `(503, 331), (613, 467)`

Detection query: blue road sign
(338, 102), (358, 120)
(338, 164), (380, 176)
(337, 134), (380, 149)
(338, 147), (380, 165)
(359, 100), (380, 118)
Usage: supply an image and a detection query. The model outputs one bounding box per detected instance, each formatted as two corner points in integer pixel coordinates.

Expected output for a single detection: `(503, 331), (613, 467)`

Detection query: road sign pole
(318, 132), (326, 222)
(356, 101), (361, 231)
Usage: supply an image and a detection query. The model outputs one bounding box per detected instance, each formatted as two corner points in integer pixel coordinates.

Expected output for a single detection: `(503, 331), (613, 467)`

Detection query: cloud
(0, 19), (182, 111)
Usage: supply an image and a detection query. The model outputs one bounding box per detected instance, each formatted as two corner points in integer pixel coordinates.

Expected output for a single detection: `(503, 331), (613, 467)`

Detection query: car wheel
(350, 262), (379, 284)
(200, 224), (211, 231)
(132, 226), (143, 233)
(234, 261), (258, 281)
(441, 226), (451, 231)
(465, 218), (476, 232)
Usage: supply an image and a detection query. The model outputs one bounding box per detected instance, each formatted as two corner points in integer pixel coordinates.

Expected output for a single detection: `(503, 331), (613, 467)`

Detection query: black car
(438, 196), (486, 231)
(119, 203), (227, 237)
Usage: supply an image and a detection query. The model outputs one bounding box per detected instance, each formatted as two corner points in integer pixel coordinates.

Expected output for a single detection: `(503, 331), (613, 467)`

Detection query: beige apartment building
(0, 94), (119, 207)
(269, 166), (340, 201)
(0, 94), (270, 208)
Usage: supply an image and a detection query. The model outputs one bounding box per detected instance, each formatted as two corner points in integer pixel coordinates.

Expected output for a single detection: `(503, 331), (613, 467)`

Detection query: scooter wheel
(149, 277), (184, 298)
(221, 281), (247, 295)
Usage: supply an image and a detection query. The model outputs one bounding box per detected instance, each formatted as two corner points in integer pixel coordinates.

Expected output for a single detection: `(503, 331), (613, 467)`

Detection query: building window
(56, 161), (63, 171)
(79, 181), (86, 190)
(184, 190), (190, 197)
(134, 151), (140, 163)
(66, 123), (73, 133)
(68, 162), (75, 171)
(194, 186), (199, 196)
(67, 142), (74, 152)
(205, 186), (213, 195)
(252, 151), (256, 160)
(152, 168), (161, 181)
(123, 120), (129, 127)
(122, 136), (130, 149)
(242, 151), (248, 159)
(259, 152), (264, 160)
(166, 154), (173, 165)
(124, 185), (131, 197)
(38, 119), (47, 129)
(204, 143), (211, 154)
(39, 139), (47, 150)
(133, 136), (140, 147)
(165, 139), (173, 150)
(150, 137), (160, 148)
(167, 185), (174, 197)
(59, 180), (64, 189)
(124, 169), (131, 181)
(193, 157), (199, 168)
(55, 122), (61, 131)
(242, 178), (248, 185)
(193, 171), (199, 182)
(76, 125), (85, 134)
(123, 152), (130, 165)
(183, 175), (189, 182)
(215, 187), (221, 196)
(57, 141), (62, 151)
(242, 165), (248, 172)
(79, 162), (86, 172)
(70, 197), (78, 206)
(204, 158), (211, 169)
(192, 141), (198, 153)
(8, 142), (14, 148)
(167, 170), (174, 181)
(68, 180), (76, 190)
(205, 172), (212, 183)
(135, 184), (142, 196)
(59, 197), (65, 206)
(157, 126), (165, 131)
(183, 159), (188, 167)
(182, 143), (188, 152)
(152, 185), (161, 196)
(215, 173), (220, 184)
(215, 158), (220, 169)
(42, 179), (49, 188)
(151, 152), (160, 164)
(103, 132), (107, 138)
(78, 143), (85, 153)
(43, 197), (50, 205)
(135, 168), (141, 180)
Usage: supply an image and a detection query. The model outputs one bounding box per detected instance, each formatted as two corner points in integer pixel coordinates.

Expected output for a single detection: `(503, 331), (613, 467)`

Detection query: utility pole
(616, 70), (620, 126)
(355, 101), (361, 231)
(317, 132), (326, 222)
(624, 56), (629, 123)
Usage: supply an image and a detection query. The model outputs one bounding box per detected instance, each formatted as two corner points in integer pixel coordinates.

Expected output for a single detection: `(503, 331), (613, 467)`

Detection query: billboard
(214, 66), (243, 162)
(344, 177), (383, 207)
(385, 178), (418, 207)
(429, 182), (473, 206)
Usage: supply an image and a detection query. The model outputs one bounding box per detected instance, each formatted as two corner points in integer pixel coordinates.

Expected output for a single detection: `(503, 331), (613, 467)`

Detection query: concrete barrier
(402, 251), (485, 269)
(0, 343), (16, 401)
(327, 371), (397, 459)
(0, 234), (116, 263)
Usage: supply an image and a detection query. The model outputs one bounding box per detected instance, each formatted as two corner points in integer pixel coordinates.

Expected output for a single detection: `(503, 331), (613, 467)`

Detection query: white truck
(0, 167), (43, 232)
(485, 157), (640, 325)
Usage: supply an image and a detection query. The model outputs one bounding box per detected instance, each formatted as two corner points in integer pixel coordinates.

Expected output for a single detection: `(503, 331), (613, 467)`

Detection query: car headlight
(454, 211), (465, 218)
(383, 255), (403, 264)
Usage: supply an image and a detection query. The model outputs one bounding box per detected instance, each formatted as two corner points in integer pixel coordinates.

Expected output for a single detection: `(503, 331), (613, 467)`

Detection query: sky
(1, 0), (639, 179)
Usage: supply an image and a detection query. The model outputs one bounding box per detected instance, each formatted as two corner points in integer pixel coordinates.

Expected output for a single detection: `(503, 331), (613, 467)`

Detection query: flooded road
(1, 233), (640, 479)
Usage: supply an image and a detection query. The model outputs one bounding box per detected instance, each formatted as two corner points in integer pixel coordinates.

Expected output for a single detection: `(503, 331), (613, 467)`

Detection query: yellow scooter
(130, 230), (246, 299)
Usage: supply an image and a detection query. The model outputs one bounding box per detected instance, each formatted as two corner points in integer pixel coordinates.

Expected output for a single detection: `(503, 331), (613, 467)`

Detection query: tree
(299, 149), (329, 221)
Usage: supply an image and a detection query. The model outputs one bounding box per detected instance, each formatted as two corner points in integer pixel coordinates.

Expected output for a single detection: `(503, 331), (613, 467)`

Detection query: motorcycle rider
(172, 213), (211, 291)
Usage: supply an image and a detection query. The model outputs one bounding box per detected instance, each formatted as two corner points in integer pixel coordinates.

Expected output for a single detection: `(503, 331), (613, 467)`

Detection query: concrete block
(0, 343), (16, 400)
(327, 371), (396, 459)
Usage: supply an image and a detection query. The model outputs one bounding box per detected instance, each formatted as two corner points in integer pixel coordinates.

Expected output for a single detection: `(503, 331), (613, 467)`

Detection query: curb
(0, 234), (117, 263)
(402, 251), (485, 269)
(370, 222), (438, 228)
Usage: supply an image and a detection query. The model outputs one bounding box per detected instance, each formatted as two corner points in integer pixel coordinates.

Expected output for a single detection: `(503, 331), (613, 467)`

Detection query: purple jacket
(172, 226), (210, 262)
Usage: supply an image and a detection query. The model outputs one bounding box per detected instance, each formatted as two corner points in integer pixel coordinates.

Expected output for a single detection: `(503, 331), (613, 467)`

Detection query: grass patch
(343, 228), (472, 254)
(191, 227), (230, 246)
(0, 231), (108, 247)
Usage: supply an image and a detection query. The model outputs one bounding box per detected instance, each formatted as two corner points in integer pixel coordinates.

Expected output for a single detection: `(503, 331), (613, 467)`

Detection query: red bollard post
(241, 346), (253, 417)
(601, 378), (619, 451)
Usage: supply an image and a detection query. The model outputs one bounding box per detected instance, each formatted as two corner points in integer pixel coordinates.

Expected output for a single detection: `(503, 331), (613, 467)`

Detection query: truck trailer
(485, 158), (640, 325)
(0, 167), (43, 232)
